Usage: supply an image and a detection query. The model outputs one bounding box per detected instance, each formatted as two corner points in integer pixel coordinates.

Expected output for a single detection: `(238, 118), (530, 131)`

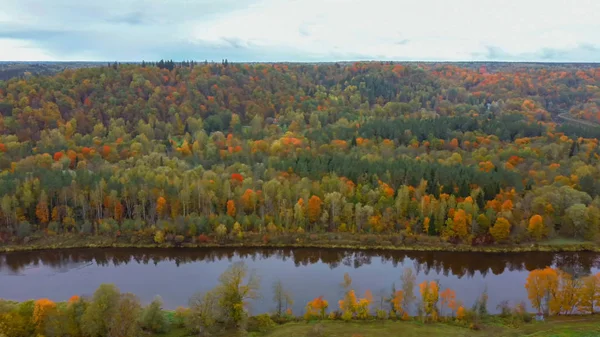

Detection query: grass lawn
(260, 316), (600, 337)
(152, 316), (600, 337)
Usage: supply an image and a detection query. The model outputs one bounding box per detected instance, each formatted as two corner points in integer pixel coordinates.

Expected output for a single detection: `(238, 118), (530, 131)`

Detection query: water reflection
(2, 248), (599, 278)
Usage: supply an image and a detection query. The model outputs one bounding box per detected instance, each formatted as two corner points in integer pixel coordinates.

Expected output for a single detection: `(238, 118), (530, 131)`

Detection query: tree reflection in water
(1, 248), (599, 279)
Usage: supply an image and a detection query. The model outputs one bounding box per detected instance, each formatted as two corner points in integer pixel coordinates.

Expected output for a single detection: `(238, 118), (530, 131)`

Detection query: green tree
(108, 293), (142, 337)
(140, 296), (170, 333)
(81, 284), (121, 337)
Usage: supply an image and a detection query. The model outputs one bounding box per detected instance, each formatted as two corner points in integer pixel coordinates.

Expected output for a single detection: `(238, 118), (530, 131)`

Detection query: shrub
(188, 223), (198, 237)
(80, 221), (92, 234)
(198, 234), (210, 243)
(174, 216), (187, 235)
(121, 219), (136, 232)
(154, 230), (165, 244)
(140, 296), (170, 333)
(17, 221), (32, 238)
(376, 309), (388, 320)
(266, 222), (278, 233)
(48, 221), (61, 234)
(255, 313), (275, 332)
(215, 223), (227, 237)
(173, 307), (190, 328)
(98, 221), (115, 235)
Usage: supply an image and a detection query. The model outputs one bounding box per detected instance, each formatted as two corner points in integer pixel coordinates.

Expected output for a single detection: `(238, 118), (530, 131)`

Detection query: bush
(341, 311), (353, 321)
(174, 216), (187, 235)
(376, 309), (388, 320)
(121, 219), (137, 232)
(140, 296), (170, 333)
(173, 307), (190, 328)
(80, 221), (92, 234)
(255, 313), (275, 332)
(48, 221), (61, 234)
(188, 223), (198, 237)
(98, 220), (116, 235)
(154, 230), (165, 244)
(17, 221), (32, 238)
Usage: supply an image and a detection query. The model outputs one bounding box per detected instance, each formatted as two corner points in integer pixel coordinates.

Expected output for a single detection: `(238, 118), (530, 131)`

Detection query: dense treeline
(0, 62), (600, 246)
(1, 261), (600, 336)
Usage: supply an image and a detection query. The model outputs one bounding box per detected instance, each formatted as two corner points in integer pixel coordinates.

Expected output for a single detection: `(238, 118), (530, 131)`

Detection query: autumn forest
(0, 61), (600, 248)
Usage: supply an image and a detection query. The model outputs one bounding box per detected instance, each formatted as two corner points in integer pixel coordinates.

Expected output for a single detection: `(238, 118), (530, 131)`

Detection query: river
(1, 248), (599, 314)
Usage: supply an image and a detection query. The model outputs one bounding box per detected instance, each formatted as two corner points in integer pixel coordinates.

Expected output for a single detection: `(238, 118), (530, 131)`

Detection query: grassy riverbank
(0, 232), (599, 254)
(161, 316), (600, 337)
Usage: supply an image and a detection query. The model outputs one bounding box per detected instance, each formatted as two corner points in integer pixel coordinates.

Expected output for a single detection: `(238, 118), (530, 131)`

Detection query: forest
(1, 261), (600, 337)
(0, 61), (600, 248)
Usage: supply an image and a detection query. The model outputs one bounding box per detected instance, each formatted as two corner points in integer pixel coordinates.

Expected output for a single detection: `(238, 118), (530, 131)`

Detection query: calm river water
(1, 248), (599, 314)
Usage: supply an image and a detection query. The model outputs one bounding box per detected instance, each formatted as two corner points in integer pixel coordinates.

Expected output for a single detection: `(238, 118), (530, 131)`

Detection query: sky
(1, 0), (599, 62)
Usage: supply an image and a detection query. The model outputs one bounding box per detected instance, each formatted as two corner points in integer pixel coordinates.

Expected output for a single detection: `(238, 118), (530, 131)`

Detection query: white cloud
(1, 0), (600, 61)
(191, 0), (600, 60)
(0, 39), (54, 61)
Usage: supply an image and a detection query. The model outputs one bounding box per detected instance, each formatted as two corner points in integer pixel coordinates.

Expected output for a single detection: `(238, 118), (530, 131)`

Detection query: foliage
(0, 62), (598, 248)
(5, 264), (600, 336)
(419, 281), (440, 321)
(490, 217), (511, 242)
(140, 296), (170, 333)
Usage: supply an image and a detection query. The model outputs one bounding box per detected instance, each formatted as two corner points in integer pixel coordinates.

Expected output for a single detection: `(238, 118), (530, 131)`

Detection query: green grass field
(157, 316), (600, 337)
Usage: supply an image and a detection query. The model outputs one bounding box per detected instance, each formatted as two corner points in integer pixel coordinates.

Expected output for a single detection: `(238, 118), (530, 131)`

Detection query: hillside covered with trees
(0, 61), (600, 248)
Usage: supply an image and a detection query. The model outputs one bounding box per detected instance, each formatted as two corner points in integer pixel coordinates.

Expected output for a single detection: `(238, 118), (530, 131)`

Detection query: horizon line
(2, 60), (600, 64)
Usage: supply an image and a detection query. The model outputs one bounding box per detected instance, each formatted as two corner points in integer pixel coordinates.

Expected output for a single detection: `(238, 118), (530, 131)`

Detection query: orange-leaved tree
(241, 189), (257, 214)
(227, 200), (236, 217)
(440, 288), (456, 317)
(33, 298), (57, 334)
(308, 195), (322, 223)
(305, 296), (329, 319)
(156, 196), (167, 218)
(528, 214), (545, 240)
(391, 290), (405, 316)
(456, 306), (466, 321)
(338, 273), (373, 320)
(452, 209), (469, 241)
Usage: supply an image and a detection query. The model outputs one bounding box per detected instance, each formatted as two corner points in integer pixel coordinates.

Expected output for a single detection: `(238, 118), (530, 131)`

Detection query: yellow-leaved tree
(419, 281), (440, 322)
(525, 267), (558, 314)
(490, 217), (511, 242)
(577, 272), (600, 314)
(549, 270), (581, 315)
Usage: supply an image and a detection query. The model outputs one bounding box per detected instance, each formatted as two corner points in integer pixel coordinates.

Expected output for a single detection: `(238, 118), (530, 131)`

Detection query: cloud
(0, 0), (600, 61)
(474, 44), (600, 63)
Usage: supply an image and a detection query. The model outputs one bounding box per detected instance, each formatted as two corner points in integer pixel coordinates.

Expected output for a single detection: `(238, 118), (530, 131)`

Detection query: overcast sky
(1, 0), (599, 62)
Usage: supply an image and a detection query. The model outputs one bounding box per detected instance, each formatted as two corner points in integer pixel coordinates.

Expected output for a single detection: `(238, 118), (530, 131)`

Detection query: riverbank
(1, 232), (598, 254)
(257, 316), (600, 337)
